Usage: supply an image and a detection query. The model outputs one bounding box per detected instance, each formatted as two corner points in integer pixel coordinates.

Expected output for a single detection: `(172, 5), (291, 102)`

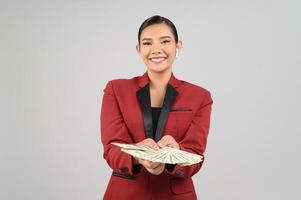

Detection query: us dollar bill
(111, 142), (203, 166)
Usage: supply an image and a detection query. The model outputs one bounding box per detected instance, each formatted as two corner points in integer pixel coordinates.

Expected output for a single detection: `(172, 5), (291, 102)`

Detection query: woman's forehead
(140, 24), (174, 40)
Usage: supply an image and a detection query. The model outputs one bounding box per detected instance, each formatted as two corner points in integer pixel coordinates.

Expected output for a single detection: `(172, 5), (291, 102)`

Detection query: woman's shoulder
(179, 79), (213, 104)
(180, 79), (212, 95)
(103, 75), (139, 92)
(105, 75), (138, 85)
(104, 74), (212, 96)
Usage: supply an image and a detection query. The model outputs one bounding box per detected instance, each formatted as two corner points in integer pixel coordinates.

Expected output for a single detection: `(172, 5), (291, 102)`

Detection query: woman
(100, 15), (213, 200)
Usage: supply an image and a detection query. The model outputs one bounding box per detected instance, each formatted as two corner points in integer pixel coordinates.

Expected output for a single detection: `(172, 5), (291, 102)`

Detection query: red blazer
(100, 71), (213, 200)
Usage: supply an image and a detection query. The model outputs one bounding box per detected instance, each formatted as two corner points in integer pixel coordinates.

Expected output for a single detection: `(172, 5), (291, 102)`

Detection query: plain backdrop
(1, 0), (300, 199)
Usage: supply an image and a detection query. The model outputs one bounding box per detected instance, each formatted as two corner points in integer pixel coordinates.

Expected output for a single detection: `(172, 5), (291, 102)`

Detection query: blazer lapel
(136, 71), (181, 142)
(136, 84), (153, 139)
(154, 84), (178, 142)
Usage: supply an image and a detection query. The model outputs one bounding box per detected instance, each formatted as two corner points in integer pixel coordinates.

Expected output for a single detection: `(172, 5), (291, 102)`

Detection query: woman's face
(136, 23), (182, 74)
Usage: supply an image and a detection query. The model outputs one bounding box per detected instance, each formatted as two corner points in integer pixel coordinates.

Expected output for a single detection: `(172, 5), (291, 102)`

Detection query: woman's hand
(157, 135), (180, 149)
(138, 159), (165, 175)
(133, 138), (165, 175)
(136, 138), (160, 150)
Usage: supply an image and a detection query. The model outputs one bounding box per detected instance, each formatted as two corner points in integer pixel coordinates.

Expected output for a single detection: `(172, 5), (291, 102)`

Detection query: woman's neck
(147, 70), (171, 89)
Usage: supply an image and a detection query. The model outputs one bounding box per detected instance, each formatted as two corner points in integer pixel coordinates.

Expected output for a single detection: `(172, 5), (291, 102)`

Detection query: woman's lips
(149, 57), (167, 64)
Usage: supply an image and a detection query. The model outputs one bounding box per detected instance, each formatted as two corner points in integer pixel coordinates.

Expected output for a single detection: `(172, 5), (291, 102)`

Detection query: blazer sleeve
(164, 90), (213, 178)
(100, 80), (143, 176)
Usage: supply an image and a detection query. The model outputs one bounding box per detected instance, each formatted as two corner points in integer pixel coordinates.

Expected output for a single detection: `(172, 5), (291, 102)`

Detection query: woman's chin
(147, 65), (172, 73)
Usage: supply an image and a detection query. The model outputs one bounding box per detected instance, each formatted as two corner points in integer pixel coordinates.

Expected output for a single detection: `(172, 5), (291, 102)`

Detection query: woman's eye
(142, 40), (169, 46)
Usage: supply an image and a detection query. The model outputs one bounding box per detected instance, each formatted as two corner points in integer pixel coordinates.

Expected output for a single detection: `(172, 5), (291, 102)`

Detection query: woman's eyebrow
(142, 36), (172, 41)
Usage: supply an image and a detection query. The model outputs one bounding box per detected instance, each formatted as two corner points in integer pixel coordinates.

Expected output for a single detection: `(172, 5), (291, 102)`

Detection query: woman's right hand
(133, 138), (165, 175)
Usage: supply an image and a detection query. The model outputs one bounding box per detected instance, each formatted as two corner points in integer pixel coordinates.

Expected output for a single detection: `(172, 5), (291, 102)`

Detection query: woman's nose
(151, 42), (163, 53)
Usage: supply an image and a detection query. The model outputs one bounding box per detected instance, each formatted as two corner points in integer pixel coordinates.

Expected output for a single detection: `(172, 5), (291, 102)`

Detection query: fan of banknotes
(112, 142), (203, 166)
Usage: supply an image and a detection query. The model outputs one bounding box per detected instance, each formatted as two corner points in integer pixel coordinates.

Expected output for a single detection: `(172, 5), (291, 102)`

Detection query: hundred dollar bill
(111, 142), (203, 166)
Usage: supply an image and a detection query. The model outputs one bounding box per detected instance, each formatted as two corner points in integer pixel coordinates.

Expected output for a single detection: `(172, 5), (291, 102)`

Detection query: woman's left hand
(157, 135), (180, 149)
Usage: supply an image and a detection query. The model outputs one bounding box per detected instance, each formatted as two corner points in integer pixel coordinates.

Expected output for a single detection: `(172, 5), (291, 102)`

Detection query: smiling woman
(136, 19), (182, 75)
(100, 15), (213, 200)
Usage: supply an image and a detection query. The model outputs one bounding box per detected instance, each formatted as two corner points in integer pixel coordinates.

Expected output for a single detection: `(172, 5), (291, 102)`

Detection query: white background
(1, 0), (300, 199)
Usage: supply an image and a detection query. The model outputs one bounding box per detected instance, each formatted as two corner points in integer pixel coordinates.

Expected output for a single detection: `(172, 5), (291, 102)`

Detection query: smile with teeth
(150, 57), (166, 63)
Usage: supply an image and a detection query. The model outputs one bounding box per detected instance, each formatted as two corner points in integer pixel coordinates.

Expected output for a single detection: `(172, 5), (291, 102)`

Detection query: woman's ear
(177, 40), (183, 51)
(136, 44), (140, 54)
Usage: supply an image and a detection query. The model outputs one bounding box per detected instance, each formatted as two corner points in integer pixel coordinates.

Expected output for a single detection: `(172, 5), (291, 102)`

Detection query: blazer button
(119, 167), (129, 173)
(175, 169), (184, 176)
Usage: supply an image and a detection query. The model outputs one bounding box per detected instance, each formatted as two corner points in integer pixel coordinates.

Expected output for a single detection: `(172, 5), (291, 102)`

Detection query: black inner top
(149, 106), (176, 172)
(151, 107), (162, 140)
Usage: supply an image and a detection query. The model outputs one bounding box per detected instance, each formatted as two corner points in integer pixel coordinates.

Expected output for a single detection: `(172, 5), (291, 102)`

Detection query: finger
(137, 158), (146, 164)
(158, 140), (179, 148)
(140, 160), (150, 168)
(140, 160), (156, 169)
(147, 140), (160, 150)
(147, 163), (165, 175)
(149, 162), (161, 169)
(139, 138), (160, 150)
(142, 160), (159, 169)
(153, 163), (164, 170)
(140, 159), (161, 169)
(157, 137), (172, 148)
